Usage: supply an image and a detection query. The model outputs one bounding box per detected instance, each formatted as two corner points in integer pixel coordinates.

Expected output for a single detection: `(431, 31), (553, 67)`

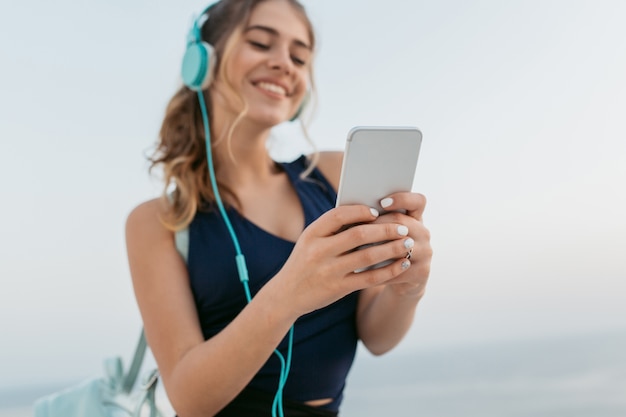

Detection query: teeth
(257, 82), (287, 96)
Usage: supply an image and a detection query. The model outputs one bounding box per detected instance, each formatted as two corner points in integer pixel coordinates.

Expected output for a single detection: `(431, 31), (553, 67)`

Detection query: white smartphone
(336, 126), (422, 211)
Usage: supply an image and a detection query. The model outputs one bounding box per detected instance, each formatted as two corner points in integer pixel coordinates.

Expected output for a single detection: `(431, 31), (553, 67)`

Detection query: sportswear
(186, 155), (359, 412)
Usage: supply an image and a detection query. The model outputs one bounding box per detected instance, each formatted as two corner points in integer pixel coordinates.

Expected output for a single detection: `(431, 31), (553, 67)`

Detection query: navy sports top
(186, 155), (359, 412)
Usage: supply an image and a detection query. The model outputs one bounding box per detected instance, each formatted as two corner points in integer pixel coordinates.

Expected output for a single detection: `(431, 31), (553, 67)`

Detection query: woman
(126, 0), (432, 416)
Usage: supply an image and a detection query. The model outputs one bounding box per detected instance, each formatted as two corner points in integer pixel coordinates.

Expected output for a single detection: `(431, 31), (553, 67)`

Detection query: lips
(256, 82), (287, 96)
(252, 79), (291, 97)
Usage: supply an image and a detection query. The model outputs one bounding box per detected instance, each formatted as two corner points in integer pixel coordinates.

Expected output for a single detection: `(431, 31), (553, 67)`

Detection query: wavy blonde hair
(149, 0), (317, 231)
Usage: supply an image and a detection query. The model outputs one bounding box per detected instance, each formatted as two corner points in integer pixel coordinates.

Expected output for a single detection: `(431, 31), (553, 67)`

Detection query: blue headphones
(181, 4), (217, 91)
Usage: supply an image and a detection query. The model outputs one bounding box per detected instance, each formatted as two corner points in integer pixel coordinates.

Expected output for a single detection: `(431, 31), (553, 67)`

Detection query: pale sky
(1, 0), (625, 390)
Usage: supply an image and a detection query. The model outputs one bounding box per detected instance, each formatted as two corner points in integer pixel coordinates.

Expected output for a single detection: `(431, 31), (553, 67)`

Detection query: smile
(255, 81), (288, 97)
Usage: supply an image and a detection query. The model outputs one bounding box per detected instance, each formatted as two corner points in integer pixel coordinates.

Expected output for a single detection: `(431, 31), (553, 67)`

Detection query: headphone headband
(188, 4), (215, 44)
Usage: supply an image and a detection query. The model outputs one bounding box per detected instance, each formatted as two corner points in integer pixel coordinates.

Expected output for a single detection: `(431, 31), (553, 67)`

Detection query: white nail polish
(404, 238), (415, 249)
(370, 208), (379, 217)
(380, 198), (393, 208)
(397, 225), (409, 236)
(401, 260), (411, 270)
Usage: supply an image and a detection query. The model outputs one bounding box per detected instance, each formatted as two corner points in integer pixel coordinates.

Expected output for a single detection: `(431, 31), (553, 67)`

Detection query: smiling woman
(125, 0), (433, 416)
(213, 1), (313, 129)
(4, 0), (626, 415)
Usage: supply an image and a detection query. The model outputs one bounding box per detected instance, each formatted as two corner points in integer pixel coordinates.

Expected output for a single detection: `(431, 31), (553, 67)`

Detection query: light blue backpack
(33, 227), (190, 417)
(33, 331), (161, 417)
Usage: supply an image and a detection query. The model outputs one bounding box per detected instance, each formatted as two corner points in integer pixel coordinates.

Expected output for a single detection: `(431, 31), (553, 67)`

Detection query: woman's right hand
(269, 204), (415, 318)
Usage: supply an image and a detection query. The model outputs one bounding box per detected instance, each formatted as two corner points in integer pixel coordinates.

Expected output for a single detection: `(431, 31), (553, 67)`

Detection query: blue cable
(196, 91), (294, 417)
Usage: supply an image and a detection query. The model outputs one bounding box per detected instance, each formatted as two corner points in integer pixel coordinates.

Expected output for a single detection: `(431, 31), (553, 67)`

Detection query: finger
(371, 211), (419, 229)
(379, 192), (427, 221)
(408, 231), (433, 264)
(339, 234), (415, 274)
(345, 257), (412, 290)
(308, 205), (379, 237)
(331, 221), (412, 254)
(371, 212), (430, 259)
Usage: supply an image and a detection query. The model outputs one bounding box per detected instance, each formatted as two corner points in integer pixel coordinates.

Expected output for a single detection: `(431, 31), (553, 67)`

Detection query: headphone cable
(197, 91), (294, 417)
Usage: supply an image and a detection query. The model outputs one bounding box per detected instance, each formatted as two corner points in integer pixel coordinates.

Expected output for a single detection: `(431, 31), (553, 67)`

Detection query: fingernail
(370, 208), (379, 217)
(397, 225), (409, 236)
(380, 198), (393, 208)
(401, 260), (411, 270)
(404, 238), (415, 249)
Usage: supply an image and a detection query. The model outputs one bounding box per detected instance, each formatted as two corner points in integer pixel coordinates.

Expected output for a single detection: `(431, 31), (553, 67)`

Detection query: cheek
(222, 47), (254, 83)
(296, 72), (310, 97)
(223, 61), (244, 86)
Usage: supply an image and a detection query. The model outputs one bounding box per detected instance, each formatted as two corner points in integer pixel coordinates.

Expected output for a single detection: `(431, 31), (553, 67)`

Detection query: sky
(1, 0), (625, 390)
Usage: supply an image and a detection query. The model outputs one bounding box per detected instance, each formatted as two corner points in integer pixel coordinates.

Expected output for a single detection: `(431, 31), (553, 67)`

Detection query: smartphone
(336, 126), (422, 272)
(336, 126), (422, 211)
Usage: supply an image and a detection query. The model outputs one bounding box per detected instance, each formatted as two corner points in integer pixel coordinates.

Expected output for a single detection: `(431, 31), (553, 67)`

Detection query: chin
(247, 110), (290, 127)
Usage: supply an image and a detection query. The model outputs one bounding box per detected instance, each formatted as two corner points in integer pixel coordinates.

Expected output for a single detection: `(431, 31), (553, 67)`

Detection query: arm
(315, 152), (433, 356)
(126, 199), (297, 417)
(356, 194), (432, 355)
(126, 195), (415, 416)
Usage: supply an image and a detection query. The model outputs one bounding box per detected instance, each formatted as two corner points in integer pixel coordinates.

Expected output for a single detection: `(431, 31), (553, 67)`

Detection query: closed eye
(248, 41), (270, 50)
(291, 55), (306, 66)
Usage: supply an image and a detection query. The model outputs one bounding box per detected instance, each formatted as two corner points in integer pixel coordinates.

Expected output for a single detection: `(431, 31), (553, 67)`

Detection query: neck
(206, 89), (288, 189)
(210, 117), (278, 189)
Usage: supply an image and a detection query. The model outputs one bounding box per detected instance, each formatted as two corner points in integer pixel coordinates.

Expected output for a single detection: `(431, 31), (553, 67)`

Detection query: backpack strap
(167, 192), (190, 263)
(122, 330), (148, 393)
(175, 227), (190, 264)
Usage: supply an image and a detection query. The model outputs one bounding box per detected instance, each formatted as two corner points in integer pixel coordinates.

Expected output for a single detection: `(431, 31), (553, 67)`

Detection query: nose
(267, 46), (294, 74)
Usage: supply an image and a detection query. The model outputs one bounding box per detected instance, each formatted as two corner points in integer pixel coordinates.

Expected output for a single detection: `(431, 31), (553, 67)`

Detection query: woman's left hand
(372, 192), (433, 298)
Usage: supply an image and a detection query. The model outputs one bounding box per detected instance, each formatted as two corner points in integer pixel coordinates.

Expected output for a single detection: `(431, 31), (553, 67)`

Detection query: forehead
(247, 0), (312, 47)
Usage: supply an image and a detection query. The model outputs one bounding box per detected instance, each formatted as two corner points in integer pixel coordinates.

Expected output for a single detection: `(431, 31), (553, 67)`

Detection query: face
(212, 0), (312, 126)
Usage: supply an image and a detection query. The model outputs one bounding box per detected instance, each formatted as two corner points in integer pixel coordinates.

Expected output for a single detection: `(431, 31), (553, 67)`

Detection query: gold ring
(405, 248), (413, 260)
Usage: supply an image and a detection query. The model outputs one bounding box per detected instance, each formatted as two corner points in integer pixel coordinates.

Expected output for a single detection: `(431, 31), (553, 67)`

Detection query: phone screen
(336, 126), (422, 210)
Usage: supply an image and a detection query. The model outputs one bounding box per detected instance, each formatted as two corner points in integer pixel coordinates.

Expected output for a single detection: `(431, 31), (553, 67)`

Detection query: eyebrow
(245, 25), (311, 50)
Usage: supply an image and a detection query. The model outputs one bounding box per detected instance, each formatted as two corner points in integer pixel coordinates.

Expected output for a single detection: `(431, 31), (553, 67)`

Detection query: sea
(2, 330), (625, 417)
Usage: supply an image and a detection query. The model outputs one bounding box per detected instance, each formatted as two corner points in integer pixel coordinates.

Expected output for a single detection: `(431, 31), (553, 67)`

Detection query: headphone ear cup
(290, 91), (310, 122)
(181, 41), (215, 91)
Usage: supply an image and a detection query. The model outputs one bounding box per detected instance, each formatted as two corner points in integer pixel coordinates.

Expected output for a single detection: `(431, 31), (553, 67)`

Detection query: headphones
(181, 4), (216, 92)
(180, 2), (307, 121)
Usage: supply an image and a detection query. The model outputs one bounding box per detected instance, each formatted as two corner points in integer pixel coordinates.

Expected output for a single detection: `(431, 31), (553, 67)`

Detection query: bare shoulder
(127, 197), (164, 229)
(313, 151), (344, 191)
(126, 198), (173, 251)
